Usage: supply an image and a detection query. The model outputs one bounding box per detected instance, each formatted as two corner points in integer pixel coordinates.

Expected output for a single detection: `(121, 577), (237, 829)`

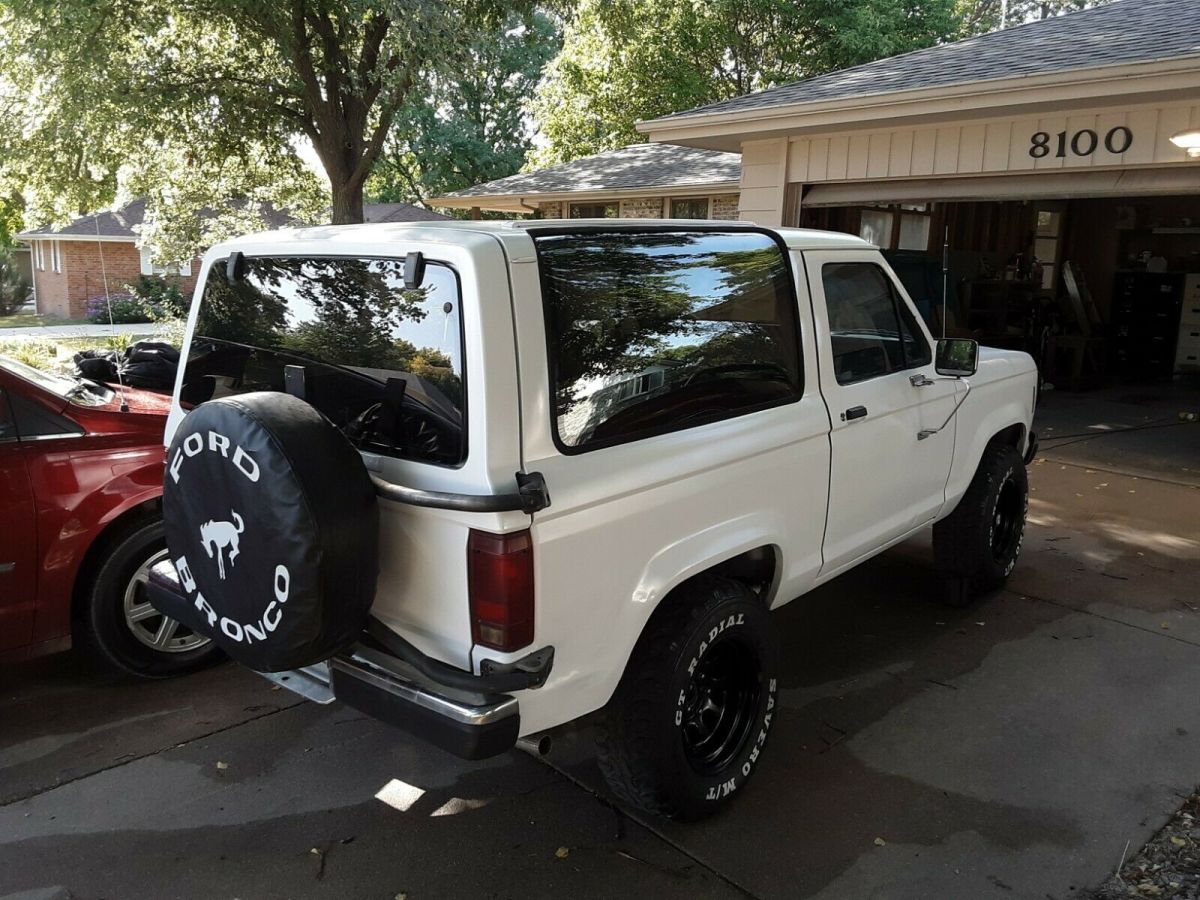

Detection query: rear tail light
(467, 529), (534, 652)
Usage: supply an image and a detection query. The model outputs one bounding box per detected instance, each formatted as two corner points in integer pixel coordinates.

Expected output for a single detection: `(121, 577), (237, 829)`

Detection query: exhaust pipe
(518, 733), (553, 756)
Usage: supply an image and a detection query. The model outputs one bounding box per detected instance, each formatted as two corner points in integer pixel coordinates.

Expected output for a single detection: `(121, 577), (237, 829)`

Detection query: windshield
(181, 255), (466, 466)
(0, 356), (114, 406)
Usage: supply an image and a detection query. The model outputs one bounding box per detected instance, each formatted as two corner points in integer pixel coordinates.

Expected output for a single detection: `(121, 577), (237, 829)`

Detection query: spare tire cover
(158, 391), (379, 671)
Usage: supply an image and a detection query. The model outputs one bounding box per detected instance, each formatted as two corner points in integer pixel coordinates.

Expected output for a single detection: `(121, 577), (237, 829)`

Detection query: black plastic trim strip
(369, 470), (549, 514)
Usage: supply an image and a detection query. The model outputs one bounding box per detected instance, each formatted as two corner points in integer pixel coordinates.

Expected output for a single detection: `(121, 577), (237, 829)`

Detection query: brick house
(15, 199), (447, 320)
(429, 142), (741, 220)
(16, 200), (201, 321)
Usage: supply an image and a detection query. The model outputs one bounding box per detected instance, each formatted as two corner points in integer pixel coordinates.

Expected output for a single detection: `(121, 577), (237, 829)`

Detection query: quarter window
(536, 229), (803, 451)
(822, 263), (931, 385)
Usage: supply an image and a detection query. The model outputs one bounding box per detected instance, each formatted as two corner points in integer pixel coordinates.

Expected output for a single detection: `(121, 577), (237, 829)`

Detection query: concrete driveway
(2, 435), (1198, 899)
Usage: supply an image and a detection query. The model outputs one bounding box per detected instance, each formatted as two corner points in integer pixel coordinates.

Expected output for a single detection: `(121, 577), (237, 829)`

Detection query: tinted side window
(0, 390), (15, 441)
(822, 263), (930, 385)
(9, 393), (84, 439)
(535, 230), (803, 451)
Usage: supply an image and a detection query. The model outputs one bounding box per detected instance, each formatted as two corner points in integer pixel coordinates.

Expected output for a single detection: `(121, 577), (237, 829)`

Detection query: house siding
(619, 197), (664, 218)
(710, 194), (740, 219)
(33, 241), (198, 320)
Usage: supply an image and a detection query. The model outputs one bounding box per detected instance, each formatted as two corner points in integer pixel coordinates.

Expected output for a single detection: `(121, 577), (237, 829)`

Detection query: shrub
(126, 276), (188, 321)
(0, 250), (31, 316)
(85, 293), (152, 324)
(0, 338), (60, 371)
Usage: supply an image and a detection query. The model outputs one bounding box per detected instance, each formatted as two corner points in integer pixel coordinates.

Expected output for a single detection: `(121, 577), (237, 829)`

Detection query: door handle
(910, 373), (935, 387)
(841, 406), (868, 422)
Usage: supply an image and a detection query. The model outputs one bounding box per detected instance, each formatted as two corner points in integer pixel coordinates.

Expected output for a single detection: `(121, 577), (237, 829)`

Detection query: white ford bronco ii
(149, 220), (1038, 819)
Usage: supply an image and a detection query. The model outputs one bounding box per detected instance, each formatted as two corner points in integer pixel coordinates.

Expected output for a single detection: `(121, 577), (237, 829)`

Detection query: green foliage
(125, 276), (189, 321)
(0, 0), (537, 261)
(0, 337), (58, 370)
(369, 10), (561, 204)
(85, 293), (153, 325)
(955, 0), (1114, 34)
(529, 0), (960, 167)
(0, 248), (31, 316)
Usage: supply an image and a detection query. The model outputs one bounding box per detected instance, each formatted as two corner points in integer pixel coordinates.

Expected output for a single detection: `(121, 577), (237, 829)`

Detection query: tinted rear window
(181, 256), (466, 466)
(535, 230), (802, 451)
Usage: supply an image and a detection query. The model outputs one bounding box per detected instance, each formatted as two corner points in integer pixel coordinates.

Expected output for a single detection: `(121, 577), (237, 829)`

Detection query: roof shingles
(653, 0), (1200, 122)
(438, 142), (741, 199)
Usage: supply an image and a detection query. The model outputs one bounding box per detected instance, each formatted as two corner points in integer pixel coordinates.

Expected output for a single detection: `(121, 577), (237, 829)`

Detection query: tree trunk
(330, 176), (366, 225)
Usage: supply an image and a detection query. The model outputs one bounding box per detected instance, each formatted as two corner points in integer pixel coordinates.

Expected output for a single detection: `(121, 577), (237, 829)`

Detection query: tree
(528, 0), (960, 167)
(0, 0), (533, 250)
(368, 9), (561, 204)
(956, 0), (1115, 34)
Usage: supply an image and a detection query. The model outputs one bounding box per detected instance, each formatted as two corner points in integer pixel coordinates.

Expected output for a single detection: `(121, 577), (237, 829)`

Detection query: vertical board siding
(784, 102), (1199, 184)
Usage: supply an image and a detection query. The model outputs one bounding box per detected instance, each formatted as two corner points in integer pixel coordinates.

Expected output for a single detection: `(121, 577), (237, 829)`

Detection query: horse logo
(200, 511), (245, 580)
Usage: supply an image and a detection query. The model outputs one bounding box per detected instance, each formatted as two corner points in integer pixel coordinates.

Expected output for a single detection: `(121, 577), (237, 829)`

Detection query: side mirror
(935, 338), (979, 377)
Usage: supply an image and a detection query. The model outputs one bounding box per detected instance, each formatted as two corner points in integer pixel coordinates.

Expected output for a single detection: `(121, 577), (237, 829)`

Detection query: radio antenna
(95, 211), (129, 412)
(941, 225), (950, 341)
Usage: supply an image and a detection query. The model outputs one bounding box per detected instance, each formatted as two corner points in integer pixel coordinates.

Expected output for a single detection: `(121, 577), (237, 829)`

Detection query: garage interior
(796, 187), (1200, 397)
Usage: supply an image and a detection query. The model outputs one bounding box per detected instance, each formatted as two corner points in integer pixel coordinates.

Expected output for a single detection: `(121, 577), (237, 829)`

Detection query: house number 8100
(1030, 126), (1133, 159)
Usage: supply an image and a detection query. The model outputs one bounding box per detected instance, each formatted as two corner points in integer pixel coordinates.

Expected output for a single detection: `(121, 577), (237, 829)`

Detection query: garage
(638, 0), (1200, 396)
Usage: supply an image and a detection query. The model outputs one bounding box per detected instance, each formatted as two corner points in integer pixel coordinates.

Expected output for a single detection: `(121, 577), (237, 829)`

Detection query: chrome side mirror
(935, 338), (978, 377)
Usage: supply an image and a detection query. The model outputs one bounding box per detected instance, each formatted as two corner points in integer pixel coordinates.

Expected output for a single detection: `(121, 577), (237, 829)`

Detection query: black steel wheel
(933, 442), (1028, 606)
(680, 640), (761, 776)
(596, 576), (777, 820)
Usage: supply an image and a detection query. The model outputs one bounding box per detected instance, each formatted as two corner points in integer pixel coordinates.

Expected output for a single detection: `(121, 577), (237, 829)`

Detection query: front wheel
(933, 443), (1028, 606)
(596, 577), (777, 820)
(79, 516), (223, 678)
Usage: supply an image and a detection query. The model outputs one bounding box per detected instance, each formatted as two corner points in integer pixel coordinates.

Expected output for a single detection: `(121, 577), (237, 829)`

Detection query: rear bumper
(145, 561), (538, 761)
(259, 653), (520, 761)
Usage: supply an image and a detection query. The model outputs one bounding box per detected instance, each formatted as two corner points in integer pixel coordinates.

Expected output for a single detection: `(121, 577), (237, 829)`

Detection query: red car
(0, 355), (219, 676)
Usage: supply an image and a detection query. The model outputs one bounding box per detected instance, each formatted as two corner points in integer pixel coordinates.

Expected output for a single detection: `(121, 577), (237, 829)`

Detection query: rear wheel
(79, 516), (222, 678)
(596, 577), (777, 820)
(933, 443), (1028, 606)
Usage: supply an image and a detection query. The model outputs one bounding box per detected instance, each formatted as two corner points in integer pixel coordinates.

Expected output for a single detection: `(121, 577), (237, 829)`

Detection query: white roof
(208, 219), (874, 257)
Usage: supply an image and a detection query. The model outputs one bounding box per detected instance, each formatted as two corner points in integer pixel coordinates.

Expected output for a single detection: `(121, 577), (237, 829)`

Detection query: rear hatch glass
(180, 256), (466, 466)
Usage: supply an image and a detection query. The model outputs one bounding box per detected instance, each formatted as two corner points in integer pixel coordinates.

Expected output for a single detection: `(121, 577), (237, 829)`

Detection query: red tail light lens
(467, 529), (534, 652)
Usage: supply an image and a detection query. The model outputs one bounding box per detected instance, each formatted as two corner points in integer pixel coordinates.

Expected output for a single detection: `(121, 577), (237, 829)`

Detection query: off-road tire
(78, 516), (222, 678)
(933, 443), (1028, 606)
(595, 577), (777, 820)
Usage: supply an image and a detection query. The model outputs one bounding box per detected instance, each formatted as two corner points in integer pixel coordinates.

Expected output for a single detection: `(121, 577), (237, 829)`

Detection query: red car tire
(78, 516), (224, 678)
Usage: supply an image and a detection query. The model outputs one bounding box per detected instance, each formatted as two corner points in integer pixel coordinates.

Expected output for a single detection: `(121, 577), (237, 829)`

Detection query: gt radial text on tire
(156, 391), (380, 672)
(933, 442), (1029, 606)
(80, 516), (221, 678)
(596, 576), (778, 820)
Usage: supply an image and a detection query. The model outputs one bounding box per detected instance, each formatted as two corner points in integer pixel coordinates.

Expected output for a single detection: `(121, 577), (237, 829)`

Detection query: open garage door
(801, 169), (1200, 207)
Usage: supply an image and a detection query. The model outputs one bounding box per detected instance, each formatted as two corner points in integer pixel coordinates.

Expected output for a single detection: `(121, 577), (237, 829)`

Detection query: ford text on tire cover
(151, 222), (1038, 819)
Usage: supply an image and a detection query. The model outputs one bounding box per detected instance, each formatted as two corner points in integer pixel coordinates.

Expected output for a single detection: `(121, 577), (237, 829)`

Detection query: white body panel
(168, 219), (1037, 737)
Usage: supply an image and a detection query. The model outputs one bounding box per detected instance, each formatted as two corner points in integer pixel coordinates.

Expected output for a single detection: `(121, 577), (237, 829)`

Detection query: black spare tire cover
(158, 391), (379, 672)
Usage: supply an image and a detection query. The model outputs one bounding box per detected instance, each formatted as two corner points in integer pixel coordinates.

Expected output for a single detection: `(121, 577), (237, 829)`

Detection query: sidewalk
(0, 322), (158, 338)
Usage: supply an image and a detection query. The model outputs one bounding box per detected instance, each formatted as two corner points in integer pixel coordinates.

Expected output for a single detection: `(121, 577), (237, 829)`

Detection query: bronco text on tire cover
(156, 392), (379, 672)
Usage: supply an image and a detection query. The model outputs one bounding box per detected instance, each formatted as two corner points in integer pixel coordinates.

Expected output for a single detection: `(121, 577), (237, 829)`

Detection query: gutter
(429, 180), (744, 213)
(637, 55), (1200, 142)
(13, 233), (137, 244)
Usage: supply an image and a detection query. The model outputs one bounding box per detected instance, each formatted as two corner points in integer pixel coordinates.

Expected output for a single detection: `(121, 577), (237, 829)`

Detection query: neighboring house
(15, 200), (207, 320)
(429, 143), (742, 220)
(15, 200), (443, 320)
(364, 202), (450, 223)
